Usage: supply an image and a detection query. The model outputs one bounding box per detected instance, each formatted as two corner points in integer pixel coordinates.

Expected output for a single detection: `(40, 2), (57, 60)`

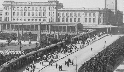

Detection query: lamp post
(75, 56), (77, 72)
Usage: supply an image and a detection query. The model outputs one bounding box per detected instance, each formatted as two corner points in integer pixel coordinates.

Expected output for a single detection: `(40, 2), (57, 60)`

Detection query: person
(56, 63), (58, 68)
(59, 65), (61, 71)
(91, 48), (93, 51)
(60, 65), (62, 71)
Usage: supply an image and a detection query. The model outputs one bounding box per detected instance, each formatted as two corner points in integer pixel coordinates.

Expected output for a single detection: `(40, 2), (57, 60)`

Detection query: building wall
(57, 8), (107, 25)
(0, 10), (2, 21)
(2, 0), (63, 22)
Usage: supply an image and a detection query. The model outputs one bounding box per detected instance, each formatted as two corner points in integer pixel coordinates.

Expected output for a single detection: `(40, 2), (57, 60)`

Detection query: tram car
(0, 41), (65, 72)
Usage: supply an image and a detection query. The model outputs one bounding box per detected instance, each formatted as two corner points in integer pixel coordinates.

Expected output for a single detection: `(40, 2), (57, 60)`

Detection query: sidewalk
(40, 35), (121, 72)
(0, 40), (38, 44)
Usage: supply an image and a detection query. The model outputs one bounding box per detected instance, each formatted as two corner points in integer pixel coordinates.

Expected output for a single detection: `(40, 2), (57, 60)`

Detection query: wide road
(36, 35), (121, 72)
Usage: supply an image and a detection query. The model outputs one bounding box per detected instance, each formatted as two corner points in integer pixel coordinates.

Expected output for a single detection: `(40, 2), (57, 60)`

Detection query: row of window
(58, 18), (80, 22)
(13, 18), (46, 22)
(58, 12), (81, 17)
(12, 6), (55, 11)
(85, 18), (96, 23)
(85, 13), (96, 17)
(13, 12), (46, 17)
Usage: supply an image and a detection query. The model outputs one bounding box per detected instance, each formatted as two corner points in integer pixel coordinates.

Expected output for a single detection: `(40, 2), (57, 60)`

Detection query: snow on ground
(35, 35), (121, 72)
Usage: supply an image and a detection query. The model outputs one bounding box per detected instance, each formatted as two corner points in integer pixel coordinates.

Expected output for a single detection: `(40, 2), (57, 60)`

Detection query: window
(49, 12), (50, 16)
(35, 19), (37, 21)
(66, 13), (69, 16)
(85, 13), (87, 16)
(43, 19), (46, 21)
(35, 7), (38, 11)
(89, 13), (91, 17)
(78, 13), (80, 17)
(93, 18), (95, 23)
(85, 18), (87, 22)
(24, 19), (26, 21)
(62, 18), (64, 22)
(32, 19), (34, 21)
(39, 19), (41, 21)
(39, 12), (41, 16)
(32, 12), (34, 16)
(58, 18), (60, 22)
(62, 13), (64, 17)
(43, 12), (45, 16)
(74, 13), (77, 17)
(99, 18), (101, 23)
(17, 7), (19, 11)
(58, 13), (60, 16)
(74, 18), (76, 22)
(78, 18), (80, 22)
(66, 18), (68, 22)
(93, 13), (95, 17)
(32, 7), (34, 11)
(13, 18), (15, 21)
(89, 18), (91, 23)
(28, 7), (30, 11)
(13, 12), (15, 16)
(36, 12), (38, 16)
(39, 7), (42, 11)
(70, 18), (72, 22)
(20, 7), (23, 11)
(21, 12), (23, 16)
(70, 13), (73, 17)
(43, 7), (46, 11)
(28, 19), (30, 21)
(28, 12), (30, 16)
(17, 12), (19, 16)
(24, 12), (26, 16)
(24, 7), (27, 11)
(49, 7), (50, 10)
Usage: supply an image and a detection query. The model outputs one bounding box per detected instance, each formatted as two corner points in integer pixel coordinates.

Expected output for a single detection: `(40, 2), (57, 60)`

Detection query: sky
(0, 0), (123, 11)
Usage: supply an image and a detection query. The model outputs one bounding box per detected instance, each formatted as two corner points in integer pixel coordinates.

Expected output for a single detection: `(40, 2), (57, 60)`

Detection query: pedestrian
(65, 61), (66, 65)
(61, 65), (62, 71)
(59, 65), (61, 71)
(67, 61), (69, 67)
(56, 63), (58, 68)
(91, 48), (93, 51)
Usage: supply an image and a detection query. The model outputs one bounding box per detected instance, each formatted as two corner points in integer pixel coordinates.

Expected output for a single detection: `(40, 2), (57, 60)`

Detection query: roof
(83, 24), (118, 28)
(0, 22), (81, 26)
(58, 8), (105, 11)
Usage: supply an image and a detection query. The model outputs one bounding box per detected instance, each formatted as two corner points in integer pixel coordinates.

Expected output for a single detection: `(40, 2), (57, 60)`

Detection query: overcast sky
(0, 0), (123, 11)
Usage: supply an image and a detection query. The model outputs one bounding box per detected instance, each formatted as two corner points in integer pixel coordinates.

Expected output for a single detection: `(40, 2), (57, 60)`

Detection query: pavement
(39, 35), (121, 72)
(18, 34), (121, 72)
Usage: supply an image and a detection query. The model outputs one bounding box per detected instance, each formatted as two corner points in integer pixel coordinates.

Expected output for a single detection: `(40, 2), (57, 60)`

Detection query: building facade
(57, 8), (117, 25)
(2, 0), (63, 22)
(1, 0), (123, 26)
(0, 8), (2, 21)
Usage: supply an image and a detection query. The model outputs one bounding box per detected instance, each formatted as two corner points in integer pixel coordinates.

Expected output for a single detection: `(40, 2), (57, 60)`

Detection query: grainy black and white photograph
(0, 0), (123, 72)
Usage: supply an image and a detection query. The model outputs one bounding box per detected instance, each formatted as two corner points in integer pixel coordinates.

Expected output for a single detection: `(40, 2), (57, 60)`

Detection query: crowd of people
(24, 30), (106, 72)
(78, 35), (124, 72)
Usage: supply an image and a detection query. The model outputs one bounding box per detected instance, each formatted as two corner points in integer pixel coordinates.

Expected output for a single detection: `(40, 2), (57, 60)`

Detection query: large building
(2, 0), (63, 22)
(0, 8), (2, 21)
(1, 0), (123, 26)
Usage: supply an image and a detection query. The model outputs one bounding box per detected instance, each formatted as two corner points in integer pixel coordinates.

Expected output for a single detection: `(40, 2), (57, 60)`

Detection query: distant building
(0, 8), (2, 21)
(2, 0), (63, 22)
(57, 8), (123, 25)
(105, 0), (117, 13)
(1, 0), (123, 26)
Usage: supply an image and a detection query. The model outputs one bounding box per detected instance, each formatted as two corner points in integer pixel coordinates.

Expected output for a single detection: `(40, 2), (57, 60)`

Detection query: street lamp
(75, 56), (77, 72)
